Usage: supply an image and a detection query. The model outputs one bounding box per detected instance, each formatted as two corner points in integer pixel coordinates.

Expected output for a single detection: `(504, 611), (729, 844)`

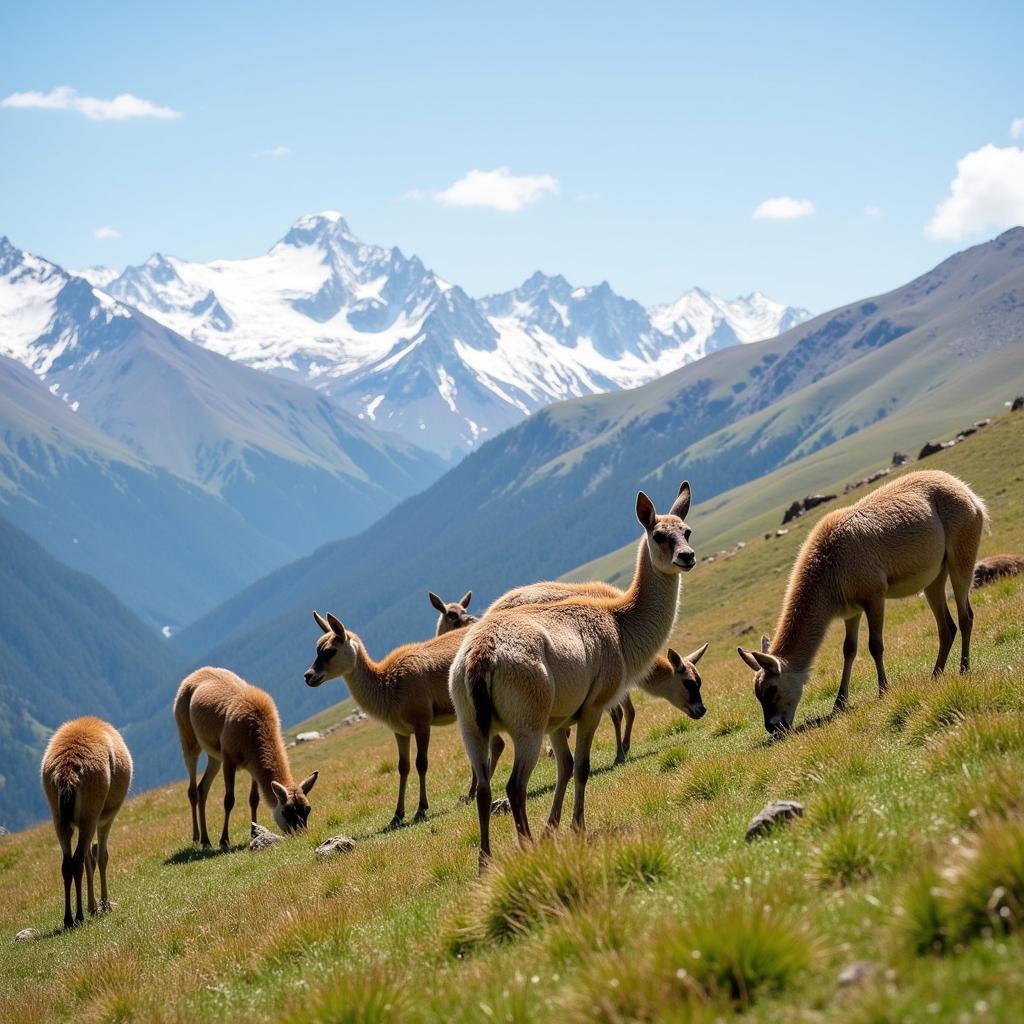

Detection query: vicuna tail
(466, 650), (494, 738)
(57, 783), (76, 831)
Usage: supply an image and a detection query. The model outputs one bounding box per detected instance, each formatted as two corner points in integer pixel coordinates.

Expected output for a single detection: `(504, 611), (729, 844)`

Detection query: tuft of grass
(284, 970), (410, 1024)
(681, 759), (730, 802)
(658, 744), (688, 772)
(610, 833), (675, 888)
(807, 785), (859, 832)
(910, 679), (984, 738)
(648, 717), (693, 742)
(924, 712), (1024, 776)
(885, 688), (925, 733)
(952, 759), (1024, 827)
(711, 715), (745, 738)
(812, 823), (884, 887)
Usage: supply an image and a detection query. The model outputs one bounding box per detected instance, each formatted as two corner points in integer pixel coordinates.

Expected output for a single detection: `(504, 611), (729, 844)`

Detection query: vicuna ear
(666, 648), (683, 671)
(686, 641), (709, 665)
(760, 634), (772, 654)
(670, 480), (692, 520)
(460, 590), (473, 609)
(300, 771), (318, 795)
(428, 592), (446, 613)
(325, 612), (346, 640)
(313, 610), (330, 634)
(636, 491), (657, 531)
(270, 780), (289, 804)
(737, 647), (762, 671)
(752, 650), (782, 675)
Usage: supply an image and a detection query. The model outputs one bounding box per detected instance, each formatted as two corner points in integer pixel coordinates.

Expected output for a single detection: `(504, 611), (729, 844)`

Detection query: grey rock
(14, 927), (39, 943)
(296, 730), (322, 743)
(248, 822), (285, 851)
(837, 960), (878, 988)
(745, 800), (804, 842)
(315, 834), (356, 859)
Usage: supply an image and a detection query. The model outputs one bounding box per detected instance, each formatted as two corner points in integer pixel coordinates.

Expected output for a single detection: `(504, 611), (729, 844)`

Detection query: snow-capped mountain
(95, 213), (810, 457)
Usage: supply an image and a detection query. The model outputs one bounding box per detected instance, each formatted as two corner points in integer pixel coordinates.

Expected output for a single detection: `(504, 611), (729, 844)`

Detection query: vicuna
(305, 613), (463, 828)
(174, 667), (318, 848)
(973, 553), (1024, 588)
(450, 482), (695, 868)
(40, 717), (132, 929)
(739, 469), (987, 734)
(429, 589), (477, 634)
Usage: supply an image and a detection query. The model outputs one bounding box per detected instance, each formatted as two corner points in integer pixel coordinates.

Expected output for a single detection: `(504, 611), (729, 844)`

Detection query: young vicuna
(429, 589), (477, 634)
(174, 667), (318, 848)
(305, 613), (464, 828)
(450, 482), (696, 867)
(41, 717), (132, 929)
(738, 469), (987, 735)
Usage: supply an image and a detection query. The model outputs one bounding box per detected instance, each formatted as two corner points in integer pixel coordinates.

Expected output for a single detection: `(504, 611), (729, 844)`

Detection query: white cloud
(863, 204), (882, 217)
(1, 86), (182, 121)
(256, 144), (290, 158)
(925, 144), (1024, 241)
(434, 167), (559, 212)
(1011, 118), (1024, 140)
(752, 196), (816, 220)
(94, 226), (120, 240)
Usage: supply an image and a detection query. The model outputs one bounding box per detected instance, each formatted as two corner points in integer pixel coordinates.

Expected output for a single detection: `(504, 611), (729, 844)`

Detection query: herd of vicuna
(41, 468), (1003, 923)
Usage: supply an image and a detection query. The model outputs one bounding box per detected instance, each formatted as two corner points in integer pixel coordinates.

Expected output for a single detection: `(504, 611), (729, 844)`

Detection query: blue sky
(1, 1), (1021, 311)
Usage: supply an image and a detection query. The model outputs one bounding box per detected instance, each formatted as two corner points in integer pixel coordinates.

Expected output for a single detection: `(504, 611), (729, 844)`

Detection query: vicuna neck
(342, 638), (394, 721)
(613, 538), (680, 680)
(770, 562), (836, 672)
(251, 722), (294, 805)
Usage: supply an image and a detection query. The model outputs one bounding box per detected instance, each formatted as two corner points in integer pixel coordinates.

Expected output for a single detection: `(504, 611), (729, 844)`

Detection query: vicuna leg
(461, 727), (493, 872)
(865, 596), (888, 696)
(545, 728), (574, 832)
(465, 734), (505, 802)
(620, 694), (636, 759)
(220, 760), (236, 849)
(197, 756), (222, 848)
(570, 708), (604, 832)
(506, 731), (545, 850)
(249, 778), (260, 826)
(390, 733), (411, 829)
(949, 570), (975, 674)
(71, 821), (96, 925)
(413, 726), (431, 822)
(58, 827), (74, 929)
(184, 751), (200, 844)
(608, 704), (626, 765)
(95, 821), (112, 911)
(84, 836), (97, 916)
(833, 613), (861, 714)
(949, 512), (983, 673)
(923, 567), (957, 676)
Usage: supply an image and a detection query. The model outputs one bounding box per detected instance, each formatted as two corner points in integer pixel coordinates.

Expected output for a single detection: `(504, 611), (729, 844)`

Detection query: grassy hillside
(2, 412), (1023, 1021)
(0, 515), (187, 830)
(174, 228), (1024, 729)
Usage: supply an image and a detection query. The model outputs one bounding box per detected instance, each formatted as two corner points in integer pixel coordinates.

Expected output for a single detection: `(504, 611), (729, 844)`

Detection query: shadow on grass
(163, 842), (248, 865)
(525, 748), (658, 801)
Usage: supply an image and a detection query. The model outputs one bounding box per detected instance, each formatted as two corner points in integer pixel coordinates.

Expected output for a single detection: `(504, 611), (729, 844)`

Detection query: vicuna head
(737, 634), (810, 735)
(429, 590), (476, 635)
(653, 643), (710, 718)
(270, 772), (318, 834)
(305, 611), (359, 686)
(636, 482), (696, 575)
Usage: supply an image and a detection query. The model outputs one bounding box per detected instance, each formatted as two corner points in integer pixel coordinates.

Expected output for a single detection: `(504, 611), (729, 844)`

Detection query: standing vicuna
(429, 589), (477, 634)
(304, 614), (464, 828)
(450, 482), (696, 868)
(434, 582), (709, 765)
(174, 668), (318, 848)
(738, 469), (988, 735)
(41, 717), (132, 929)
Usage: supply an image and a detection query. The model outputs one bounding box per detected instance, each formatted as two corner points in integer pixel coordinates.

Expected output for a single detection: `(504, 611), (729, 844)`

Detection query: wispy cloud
(256, 144), (290, 158)
(1, 86), (182, 121)
(752, 196), (816, 220)
(863, 204), (882, 217)
(94, 226), (121, 240)
(1011, 117), (1024, 140)
(925, 143), (1024, 241)
(433, 168), (559, 212)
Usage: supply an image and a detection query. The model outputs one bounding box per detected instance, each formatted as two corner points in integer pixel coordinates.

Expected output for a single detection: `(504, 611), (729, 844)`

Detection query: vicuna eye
(684, 528), (692, 540)
(322, 648), (336, 661)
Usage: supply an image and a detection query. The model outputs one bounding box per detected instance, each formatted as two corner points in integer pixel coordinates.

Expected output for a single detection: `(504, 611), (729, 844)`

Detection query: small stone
(14, 927), (38, 943)
(296, 731), (322, 743)
(837, 960), (878, 988)
(316, 834), (356, 858)
(491, 798), (512, 816)
(248, 822), (285, 850)
(918, 440), (944, 459)
(745, 800), (804, 842)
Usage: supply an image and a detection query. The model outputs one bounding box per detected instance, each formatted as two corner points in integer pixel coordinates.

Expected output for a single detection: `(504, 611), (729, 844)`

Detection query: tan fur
(174, 667), (318, 848)
(40, 717), (132, 929)
(450, 482), (696, 868)
(738, 469), (988, 733)
(430, 589), (477, 635)
(305, 614), (463, 827)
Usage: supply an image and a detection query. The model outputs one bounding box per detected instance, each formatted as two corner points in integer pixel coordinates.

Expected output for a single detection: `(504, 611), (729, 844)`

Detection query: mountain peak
(282, 211), (357, 248)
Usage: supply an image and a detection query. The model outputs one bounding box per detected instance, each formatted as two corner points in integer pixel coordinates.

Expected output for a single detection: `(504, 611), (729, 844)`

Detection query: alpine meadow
(2, 5), (1023, 1023)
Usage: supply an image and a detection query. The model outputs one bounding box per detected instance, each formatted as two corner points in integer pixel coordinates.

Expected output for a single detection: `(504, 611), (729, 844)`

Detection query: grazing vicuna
(450, 482), (695, 868)
(973, 554), (1024, 588)
(305, 613), (463, 828)
(738, 470), (988, 735)
(40, 717), (132, 929)
(429, 589), (477, 634)
(174, 668), (318, 848)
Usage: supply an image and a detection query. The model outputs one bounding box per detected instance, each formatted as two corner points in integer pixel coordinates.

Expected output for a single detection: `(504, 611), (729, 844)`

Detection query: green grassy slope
(2, 412), (1023, 1022)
